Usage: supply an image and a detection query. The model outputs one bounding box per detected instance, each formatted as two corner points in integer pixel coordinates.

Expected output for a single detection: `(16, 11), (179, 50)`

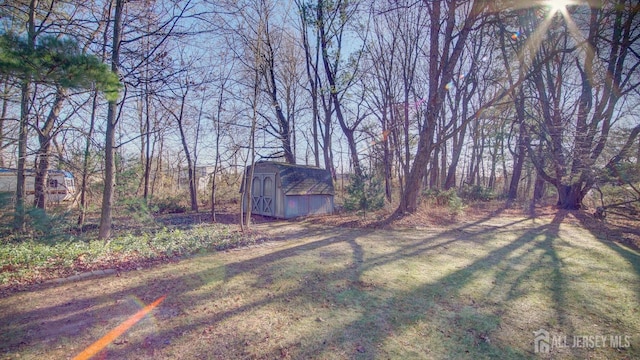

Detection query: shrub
(150, 196), (188, 214)
(344, 172), (385, 217)
(118, 197), (155, 224)
(422, 188), (466, 216)
(459, 184), (496, 202)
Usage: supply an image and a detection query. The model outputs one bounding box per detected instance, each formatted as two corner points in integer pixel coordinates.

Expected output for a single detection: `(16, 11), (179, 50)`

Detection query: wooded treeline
(1, 0), (639, 238)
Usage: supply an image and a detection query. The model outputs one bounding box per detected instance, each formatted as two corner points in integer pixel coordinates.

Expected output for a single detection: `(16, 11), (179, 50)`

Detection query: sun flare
(547, 0), (573, 14)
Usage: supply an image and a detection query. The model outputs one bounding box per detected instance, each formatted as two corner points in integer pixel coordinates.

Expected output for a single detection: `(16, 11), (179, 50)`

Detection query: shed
(241, 161), (334, 219)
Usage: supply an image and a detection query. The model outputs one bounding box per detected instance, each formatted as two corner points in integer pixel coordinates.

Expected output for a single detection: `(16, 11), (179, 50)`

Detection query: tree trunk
(342, 127), (362, 178)
(142, 91), (151, 200)
(429, 146), (440, 188)
(187, 163), (198, 212)
(174, 91), (198, 212)
(78, 92), (99, 226)
(508, 136), (526, 200)
(15, 80), (29, 232)
(98, 101), (118, 240)
(533, 171), (545, 200)
(0, 78), (8, 168)
(467, 124), (480, 186)
(211, 80), (226, 223)
(98, 0), (123, 241)
(14, 0), (38, 232)
(399, 137), (432, 213)
(445, 123), (467, 189)
(322, 108), (334, 178)
(244, 102), (258, 230)
(34, 88), (65, 210)
(440, 140), (448, 189)
(508, 109), (527, 200)
(556, 183), (584, 210)
(382, 118), (392, 202)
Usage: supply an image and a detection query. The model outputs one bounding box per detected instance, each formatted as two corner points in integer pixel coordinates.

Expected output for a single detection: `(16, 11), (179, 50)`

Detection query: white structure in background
(177, 166), (216, 193)
(0, 168), (76, 204)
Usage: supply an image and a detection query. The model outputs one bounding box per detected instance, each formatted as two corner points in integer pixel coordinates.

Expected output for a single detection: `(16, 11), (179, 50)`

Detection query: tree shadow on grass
(99, 213), (566, 358)
(0, 212), (520, 356)
(573, 210), (640, 297)
(321, 211), (573, 359)
(3, 211), (635, 359)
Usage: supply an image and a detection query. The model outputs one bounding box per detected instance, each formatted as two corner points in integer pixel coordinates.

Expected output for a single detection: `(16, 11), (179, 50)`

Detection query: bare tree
(296, 0), (335, 174)
(211, 55), (235, 222)
(396, 0), (488, 214)
(525, 1), (640, 209)
(316, 0), (366, 178)
(159, 54), (207, 212)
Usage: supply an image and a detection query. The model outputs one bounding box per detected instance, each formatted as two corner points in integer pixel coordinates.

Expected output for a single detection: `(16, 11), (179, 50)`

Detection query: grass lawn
(0, 211), (639, 359)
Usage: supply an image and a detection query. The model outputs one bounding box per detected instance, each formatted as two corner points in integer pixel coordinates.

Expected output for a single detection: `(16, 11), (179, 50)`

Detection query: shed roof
(250, 161), (335, 195)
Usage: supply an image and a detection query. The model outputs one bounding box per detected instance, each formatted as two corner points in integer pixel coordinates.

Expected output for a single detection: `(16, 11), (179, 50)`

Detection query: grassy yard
(0, 211), (638, 359)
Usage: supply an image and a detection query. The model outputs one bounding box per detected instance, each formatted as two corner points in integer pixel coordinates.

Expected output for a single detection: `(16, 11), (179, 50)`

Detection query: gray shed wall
(283, 194), (334, 219)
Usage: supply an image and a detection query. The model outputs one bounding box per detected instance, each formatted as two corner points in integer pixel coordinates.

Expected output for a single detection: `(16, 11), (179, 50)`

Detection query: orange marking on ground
(72, 295), (166, 360)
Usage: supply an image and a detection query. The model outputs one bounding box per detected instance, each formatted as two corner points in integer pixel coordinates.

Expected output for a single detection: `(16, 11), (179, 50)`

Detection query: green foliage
(458, 184), (496, 202)
(118, 197), (155, 224)
(114, 157), (142, 199)
(344, 172), (385, 217)
(422, 188), (466, 216)
(606, 163), (640, 185)
(0, 32), (121, 100)
(0, 192), (14, 236)
(0, 224), (258, 284)
(0, 196), (72, 243)
(24, 207), (73, 242)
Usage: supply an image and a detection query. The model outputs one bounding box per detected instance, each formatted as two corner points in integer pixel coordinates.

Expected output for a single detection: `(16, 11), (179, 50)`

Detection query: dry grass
(1, 208), (639, 359)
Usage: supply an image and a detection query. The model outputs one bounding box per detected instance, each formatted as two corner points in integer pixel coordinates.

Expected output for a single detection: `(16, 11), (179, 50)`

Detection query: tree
(97, 0), (193, 239)
(316, 0), (366, 179)
(78, 0), (112, 226)
(0, 76), (11, 168)
(296, 0), (335, 174)
(210, 54), (235, 222)
(0, 33), (120, 218)
(258, 15), (299, 164)
(219, 0), (267, 230)
(98, 0), (124, 240)
(159, 58), (205, 212)
(362, 2), (400, 200)
(344, 171), (385, 218)
(525, 1), (640, 209)
(396, 0), (488, 214)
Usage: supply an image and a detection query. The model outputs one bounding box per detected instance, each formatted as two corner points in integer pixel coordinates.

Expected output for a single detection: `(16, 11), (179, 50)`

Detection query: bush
(459, 185), (496, 202)
(422, 188), (466, 216)
(344, 172), (385, 217)
(115, 157), (142, 199)
(0, 203), (73, 244)
(118, 197), (155, 224)
(150, 196), (188, 214)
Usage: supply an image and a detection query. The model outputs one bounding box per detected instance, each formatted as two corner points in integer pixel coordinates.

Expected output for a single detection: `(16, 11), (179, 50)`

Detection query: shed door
(251, 175), (262, 214)
(251, 174), (275, 216)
